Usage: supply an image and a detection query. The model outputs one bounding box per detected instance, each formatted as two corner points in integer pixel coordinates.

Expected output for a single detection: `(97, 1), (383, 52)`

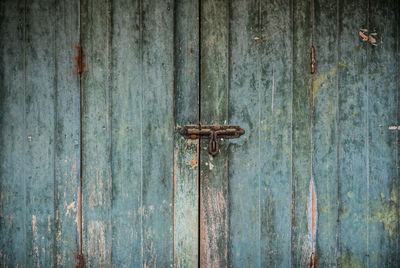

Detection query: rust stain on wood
(307, 178), (318, 267)
(74, 45), (86, 75)
(77, 186), (82, 257)
(309, 252), (316, 268)
(75, 253), (85, 268)
(189, 153), (198, 168)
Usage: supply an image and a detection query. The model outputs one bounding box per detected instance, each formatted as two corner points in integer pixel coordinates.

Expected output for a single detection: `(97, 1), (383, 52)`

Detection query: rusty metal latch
(180, 125), (245, 156)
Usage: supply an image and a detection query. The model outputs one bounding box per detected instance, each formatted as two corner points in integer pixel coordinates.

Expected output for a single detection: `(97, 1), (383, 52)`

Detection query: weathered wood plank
(291, 0), (313, 266)
(141, 0), (175, 266)
(228, 0), (260, 266)
(0, 0), (27, 265)
(81, 0), (112, 266)
(54, 0), (81, 266)
(24, 0), (57, 266)
(367, 0), (399, 266)
(199, 0), (230, 266)
(258, 0), (293, 266)
(1, 1), (80, 266)
(173, 0), (199, 267)
(109, 0), (142, 266)
(313, 0), (339, 265)
(337, 0), (369, 267)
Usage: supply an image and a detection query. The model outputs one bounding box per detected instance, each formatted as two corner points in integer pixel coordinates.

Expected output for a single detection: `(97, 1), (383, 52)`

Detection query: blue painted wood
(1, 0), (80, 266)
(367, 0), (399, 266)
(54, 0), (81, 265)
(0, 1), (399, 266)
(258, 0), (293, 266)
(173, 0), (200, 267)
(228, 0), (260, 266)
(292, 0), (313, 266)
(338, 0), (369, 266)
(141, 0), (175, 266)
(80, 0), (113, 265)
(199, 0), (230, 266)
(313, 0), (340, 265)
(109, 0), (142, 266)
(0, 1), (27, 265)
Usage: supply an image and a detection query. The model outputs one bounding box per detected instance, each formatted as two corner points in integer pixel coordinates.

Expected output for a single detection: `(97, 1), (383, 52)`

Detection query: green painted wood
(110, 0), (142, 266)
(1, 1), (400, 266)
(258, 0), (293, 266)
(53, 0), (81, 266)
(141, 0), (174, 266)
(228, 0), (260, 266)
(173, 0), (200, 267)
(1, 0), (80, 266)
(367, 0), (399, 265)
(199, 0), (230, 266)
(313, 0), (340, 265)
(81, 0), (112, 266)
(292, 0), (313, 266)
(0, 1), (27, 265)
(82, 0), (174, 266)
(337, 0), (369, 267)
(24, 1), (58, 265)
(229, 0), (293, 266)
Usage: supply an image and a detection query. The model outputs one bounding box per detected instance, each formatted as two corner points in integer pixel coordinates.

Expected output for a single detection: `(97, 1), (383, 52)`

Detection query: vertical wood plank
(313, 0), (339, 265)
(367, 0), (399, 266)
(199, 0), (229, 266)
(337, 0), (369, 266)
(258, 0), (293, 266)
(54, 0), (81, 266)
(0, 0), (27, 265)
(1, 1), (80, 266)
(292, 0), (313, 266)
(24, 0), (57, 265)
(81, 0), (112, 266)
(141, 0), (175, 266)
(228, 0), (260, 266)
(110, 0), (142, 266)
(173, 0), (200, 267)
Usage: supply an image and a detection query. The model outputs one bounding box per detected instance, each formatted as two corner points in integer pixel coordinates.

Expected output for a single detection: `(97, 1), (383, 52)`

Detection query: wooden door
(1, 0), (399, 267)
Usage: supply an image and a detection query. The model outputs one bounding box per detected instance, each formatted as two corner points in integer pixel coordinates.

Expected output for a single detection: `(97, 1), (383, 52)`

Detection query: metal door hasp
(180, 125), (245, 156)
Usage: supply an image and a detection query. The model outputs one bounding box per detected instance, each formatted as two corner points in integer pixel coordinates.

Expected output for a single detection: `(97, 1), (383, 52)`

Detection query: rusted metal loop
(209, 131), (219, 156)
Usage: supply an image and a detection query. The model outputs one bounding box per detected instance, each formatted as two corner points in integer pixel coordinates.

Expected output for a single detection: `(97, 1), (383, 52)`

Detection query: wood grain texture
(1, 0), (80, 266)
(292, 0), (313, 266)
(199, 0), (230, 267)
(367, 0), (399, 266)
(0, 1), (27, 265)
(173, 0), (200, 267)
(54, 0), (81, 266)
(24, 1), (58, 265)
(337, 0), (369, 267)
(81, 0), (112, 265)
(228, 0), (260, 266)
(110, 0), (142, 266)
(258, 0), (293, 266)
(1, 1), (399, 266)
(141, 0), (174, 266)
(313, 0), (340, 265)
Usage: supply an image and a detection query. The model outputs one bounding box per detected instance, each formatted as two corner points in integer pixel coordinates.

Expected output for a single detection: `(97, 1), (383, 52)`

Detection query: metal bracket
(180, 125), (245, 156)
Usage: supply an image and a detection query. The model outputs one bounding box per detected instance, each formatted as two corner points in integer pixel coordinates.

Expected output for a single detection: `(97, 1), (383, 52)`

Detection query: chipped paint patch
(189, 153), (198, 168)
(88, 221), (109, 266)
(307, 178), (318, 257)
(32, 215), (40, 265)
(66, 201), (76, 216)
